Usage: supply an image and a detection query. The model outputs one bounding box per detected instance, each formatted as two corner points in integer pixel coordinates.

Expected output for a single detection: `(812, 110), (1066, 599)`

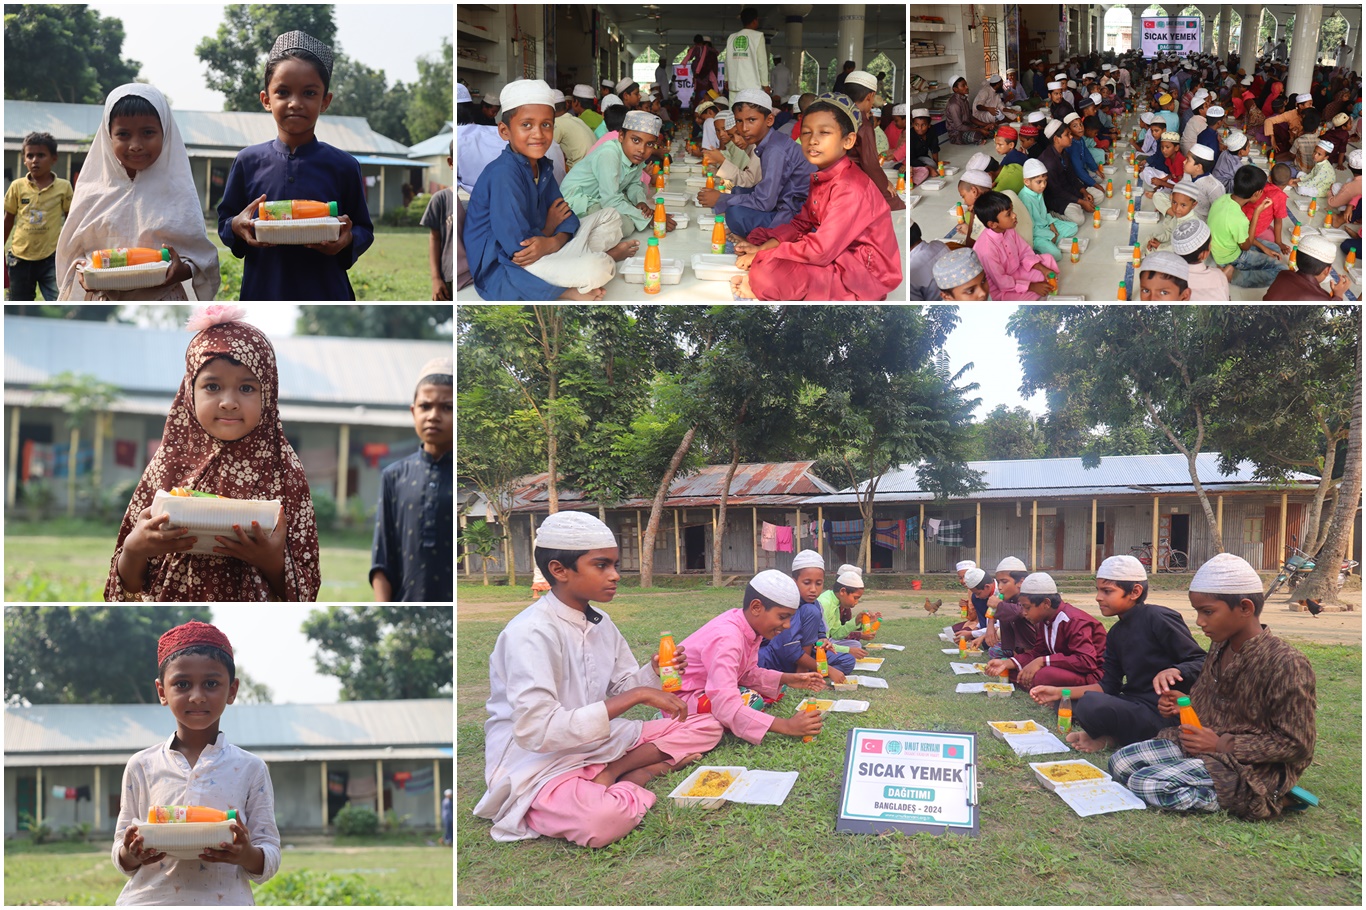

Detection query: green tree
(33, 371), (119, 516)
(1297, 344), (1361, 606)
(457, 519), (502, 586)
(196, 4), (338, 112)
(405, 36), (452, 143)
(974, 404), (1045, 461)
(3, 5), (141, 103)
(373, 81), (413, 145)
(295, 305), (451, 339)
(5, 305), (121, 321)
(302, 606), (451, 700)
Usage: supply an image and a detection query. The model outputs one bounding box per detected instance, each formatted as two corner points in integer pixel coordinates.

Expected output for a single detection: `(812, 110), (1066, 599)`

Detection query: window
(1242, 516), (1263, 544)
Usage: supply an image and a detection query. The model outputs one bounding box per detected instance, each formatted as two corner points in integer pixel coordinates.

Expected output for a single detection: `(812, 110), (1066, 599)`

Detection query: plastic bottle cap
(1061, 689), (1071, 697)
(661, 630), (672, 636)
(647, 237), (658, 246)
(714, 215), (724, 222)
(327, 201), (339, 216)
(656, 197), (665, 203)
(227, 809), (237, 821)
(159, 248), (170, 262)
(1177, 696), (1191, 706)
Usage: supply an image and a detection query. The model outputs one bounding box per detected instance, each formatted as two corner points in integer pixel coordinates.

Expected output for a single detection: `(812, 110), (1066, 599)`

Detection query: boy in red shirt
(985, 572), (1107, 688)
(1243, 162), (1291, 253)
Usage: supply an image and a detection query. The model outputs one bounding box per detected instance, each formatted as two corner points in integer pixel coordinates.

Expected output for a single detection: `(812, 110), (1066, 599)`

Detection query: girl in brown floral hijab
(105, 305), (320, 601)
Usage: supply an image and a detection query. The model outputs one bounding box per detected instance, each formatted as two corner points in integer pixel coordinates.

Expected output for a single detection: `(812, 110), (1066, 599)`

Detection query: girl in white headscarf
(55, 83), (220, 300)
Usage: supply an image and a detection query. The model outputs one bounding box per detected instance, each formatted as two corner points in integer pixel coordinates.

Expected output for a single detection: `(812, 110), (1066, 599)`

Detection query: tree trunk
(1142, 394), (1224, 553)
(1296, 354), (1362, 605)
(546, 420), (559, 514)
(1184, 452), (1224, 555)
(713, 439), (742, 587)
(1305, 440), (1339, 556)
(495, 508), (516, 587)
(481, 556), (490, 586)
(640, 425), (697, 589)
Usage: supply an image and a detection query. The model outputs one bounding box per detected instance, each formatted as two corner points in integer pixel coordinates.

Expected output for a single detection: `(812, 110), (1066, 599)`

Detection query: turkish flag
(1145, 20), (1154, 28)
(861, 739), (883, 754)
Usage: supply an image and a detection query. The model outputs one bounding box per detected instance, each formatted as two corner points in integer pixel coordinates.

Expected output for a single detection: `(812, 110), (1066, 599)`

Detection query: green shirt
(558, 138), (650, 231)
(818, 590), (859, 649)
(1207, 194), (1249, 266)
(579, 109), (603, 131)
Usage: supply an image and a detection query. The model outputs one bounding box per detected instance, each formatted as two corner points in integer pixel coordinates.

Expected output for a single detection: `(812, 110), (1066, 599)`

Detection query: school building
(3, 699), (453, 836)
(3, 314), (453, 516)
(3, 100), (428, 220)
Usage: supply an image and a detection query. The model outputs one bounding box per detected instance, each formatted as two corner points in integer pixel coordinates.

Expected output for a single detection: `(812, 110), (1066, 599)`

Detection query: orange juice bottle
(1127, 199), (1135, 221)
(148, 806), (236, 824)
(1093, 208), (1101, 229)
(1292, 223), (1301, 244)
(1105, 178), (1113, 198)
(1308, 198), (1316, 219)
(1047, 271), (1058, 295)
(895, 173), (906, 193)
(643, 237), (661, 294)
(872, 618), (880, 632)
(91, 247), (169, 268)
(958, 637), (968, 658)
(1177, 696), (1202, 729)
(1124, 180), (1132, 199)
(1324, 211), (1333, 229)
(653, 197), (667, 239)
(1117, 279), (1127, 300)
(1132, 243), (1141, 270)
(658, 631), (682, 692)
(710, 215), (726, 254)
(937, 160), (945, 177)
(655, 171), (665, 192)
(816, 644), (829, 677)
(1290, 244), (1298, 270)
(1348, 249), (1358, 268)
(257, 199), (338, 220)
(802, 702), (821, 742)
(955, 202), (965, 224)
(1071, 238), (1080, 263)
(1057, 689), (1073, 734)
(663, 153), (671, 175)
(705, 170), (715, 189)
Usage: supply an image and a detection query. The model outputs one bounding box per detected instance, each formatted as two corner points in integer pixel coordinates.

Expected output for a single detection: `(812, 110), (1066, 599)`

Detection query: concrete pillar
(1218, 6), (1233, 59)
(320, 759), (329, 828)
(1090, 498), (1098, 572)
(1285, 6), (1323, 96)
(836, 4), (865, 69)
(1202, 11), (1214, 54)
(785, 6), (809, 71)
(1129, 5), (1141, 53)
(1238, 5), (1261, 69)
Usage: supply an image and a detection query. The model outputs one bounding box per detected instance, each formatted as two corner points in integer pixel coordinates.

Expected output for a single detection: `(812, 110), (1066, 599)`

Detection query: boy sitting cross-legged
(984, 572), (1107, 689)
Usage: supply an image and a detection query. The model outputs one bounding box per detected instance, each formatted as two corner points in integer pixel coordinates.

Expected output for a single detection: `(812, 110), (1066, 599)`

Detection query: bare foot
(1066, 729), (1113, 753)
(730, 273), (755, 299)
(560, 287), (605, 300)
(606, 239), (639, 261)
(619, 752), (702, 788)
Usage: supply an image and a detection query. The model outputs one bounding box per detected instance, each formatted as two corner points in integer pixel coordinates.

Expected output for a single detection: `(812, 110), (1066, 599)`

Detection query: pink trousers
(524, 713), (724, 848)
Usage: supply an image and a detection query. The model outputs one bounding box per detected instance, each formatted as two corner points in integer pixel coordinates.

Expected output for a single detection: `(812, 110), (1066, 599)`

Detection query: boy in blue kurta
(217, 30), (374, 300)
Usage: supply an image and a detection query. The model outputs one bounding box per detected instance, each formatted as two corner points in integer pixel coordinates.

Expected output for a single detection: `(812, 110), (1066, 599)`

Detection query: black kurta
(370, 447), (452, 601)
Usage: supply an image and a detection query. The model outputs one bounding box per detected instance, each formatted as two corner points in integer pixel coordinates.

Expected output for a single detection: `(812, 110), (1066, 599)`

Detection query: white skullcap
(750, 569), (800, 608)
(536, 511), (617, 550)
(1089, 92), (1102, 104)
(1045, 119), (1065, 138)
(995, 556), (1028, 573)
(601, 79), (615, 88)
(1241, 76), (1253, 85)
(892, 103), (907, 116)
(1047, 81), (1063, 91)
(1190, 553), (1263, 594)
(790, 549), (824, 571)
(836, 571), (865, 589)
(1295, 93), (1312, 104)
(622, 110), (662, 135)
(1097, 554), (1147, 582)
(1191, 144), (1216, 162)
(1316, 139), (1335, 153)
(1020, 572), (1058, 594)
(717, 109), (736, 129)
(616, 78), (638, 95)
(988, 74), (1002, 84)
(1082, 71), (1096, 80)
(788, 94), (801, 107)
(1063, 112), (1081, 125)
(1067, 80), (1077, 88)
(966, 152), (991, 171)
(1054, 72), (1068, 81)
(482, 89), (500, 106)
(733, 88), (773, 111)
(1297, 234), (1337, 266)
(1192, 90), (1209, 102)
(500, 79), (555, 113)
(572, 84), (596, 100)
(1142, 250), (1189, 282)
(1171, 218), (1211, 255)
(961, 169), (993, 188)
(912, 107), (931, 119)
(456, 83), (472, 104)
(955, 560), (977, 572)
(600, 93), (624, 111)
(845, 70), (877, 91)
(1225, 130), (1248, 151)
(838, 563), (863, 576)
(1023, 158), (1047, 179)
(1170, 178), (1201, 201)
(964, 567), (987, 588)
(1151, 73), (1162, 80)
(1140, 112), (1157, 124)
(550, 89), (565, 105)
(1206, 106), (1225, 119)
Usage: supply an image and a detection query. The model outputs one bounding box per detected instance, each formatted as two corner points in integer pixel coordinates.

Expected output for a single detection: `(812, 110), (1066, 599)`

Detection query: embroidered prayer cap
(1332, 112), (1350, 128)
(994, 556), (1028, 574)
(1295, 93), (1312, 104)
(456, 83), (472, 104)
(955, 560), (977, 572)
(1298, 234), (1337, 265)
(1022, 158), (1047, 179)
(1044, 120), (1065, 138)
(1170, 218), (1211, 255)
(892, 103), (908, 116)
(1019, 124), (1039, 137)
(1097, 554), (1147, 581)
(836, 571), (865, 589)
(1206, 106), (1225, 119)
(536, 511), (618, 550)
(1190, 553), (1263, 594)
(933, 247), (984, 290)
(1087, 93), (1102, 105)
(501, 79), (556, 113)
(961, 169), (993, 188)
(158, 619), (234, 666)
(1063, 112), (1081, 125)
(1019, 572), (1058, 595)
(269, 30), (335, 83)
(750, 569), (800, 608)
(622, 111), (662, 136)
(717, 110), (736, 129)
(814, 92), (862, 129)
(838, 563), (863, 576)
(1191, 144), (1216, 162)
(1224, 131), (1248, 151)
(966, 152), (991, 171)
(1160, 130), (1181, 143)
(1047, 81), (1063, 91)
(572, 84), (596, 100)
(964, 567), (986, 587)
(1350, 148), (1362, 169)
(845, 70), (877, 92)
(417, 357), (453, 388)
(1316, 139), (1335, 153)
(912, 107), (931, 120)
(733, 88), (774, 112)
(790, 549), (825, 572)
(694, 100), (717, 115)
(1141, 250), (1189, 282)
(996, 125), (1018, 140)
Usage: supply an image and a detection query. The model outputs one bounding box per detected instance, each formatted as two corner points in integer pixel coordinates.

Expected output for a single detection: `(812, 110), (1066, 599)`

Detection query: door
(16, 777), (35, 830)
(684, 524), (707, 571)
(1039, 516), (1064, 570)
(1169, 514), (1190, 563)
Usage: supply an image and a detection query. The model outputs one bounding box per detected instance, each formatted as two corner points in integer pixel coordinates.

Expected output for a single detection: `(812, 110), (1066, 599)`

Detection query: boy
(1211, 130), (1248, 191)
(1145, 179), (1200, 250)
(843, 71), (905, 211)
(1142, 131), (1185, 194)
(1138, 250), (1191, 300)
(1038, 119), (1097, 225)
(906, 107), (941, 183)
(560, 110), (675, 235)
(1263, 234), (1352, 300)
(1181, 144), (1224, 218)
(114, 621), (280, 902)
(972, 190), (1058, 301)
(420, 139), (453, 300)
(1288, 139), (1338, 199)
(759, 552), (858, 681)
(1172, 219), (1231, 301)
(817, 560), (871, 653)
(933, 247), (990, 300)
(475, 511), (724, 847)
(1028, 555), (1206, 753)
(702, 110), (762, 188)
(984, 572), (1107, 689)
(985, 556), (1035, 660)
(464, 79), (636, 301)
(1019, 158), (1078, 258)
(371, 357), (452, 601)
(905, 219), (950, 301)
(1109, 554), (1316, 819)
(679, 568), (827, 744)
(1064, 113), (1102, 188)
(1246, 163), (1291, 253)
(1208, 165), (1286, 289)
(953, 567), (997, 640)
(699, 88), (815, 236)
(3, 131), (73, 301)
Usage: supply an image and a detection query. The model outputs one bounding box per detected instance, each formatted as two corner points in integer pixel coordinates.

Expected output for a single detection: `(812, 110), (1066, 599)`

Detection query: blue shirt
(464, 145), (581, 300)
(713, 127), (815, 219)
(370, 446), (452, 601)
(1001, 149), (1029, 169)
(1065, 139), (1098, 187)
(756, 600), (826, 673)
(216, 137), (374, 300)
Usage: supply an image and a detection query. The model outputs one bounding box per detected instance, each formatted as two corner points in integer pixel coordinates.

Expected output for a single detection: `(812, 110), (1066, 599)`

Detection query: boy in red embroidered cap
(113, 620), (280, 904)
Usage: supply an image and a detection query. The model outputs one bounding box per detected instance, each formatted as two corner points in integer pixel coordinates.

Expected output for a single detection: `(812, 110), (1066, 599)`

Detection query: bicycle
(1129, 541), (1190, 573)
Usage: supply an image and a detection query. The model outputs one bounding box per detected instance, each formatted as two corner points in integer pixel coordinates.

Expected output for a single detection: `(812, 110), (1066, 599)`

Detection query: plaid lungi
(1109, 737), (1220, 812)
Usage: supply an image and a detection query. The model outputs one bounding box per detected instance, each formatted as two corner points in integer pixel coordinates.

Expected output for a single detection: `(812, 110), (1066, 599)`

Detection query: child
(905, 220), (950, 301)
(1209, 165), (1286, 288)
(217, 31), (374, 300)
(984, 572), (1107, 689)
(758, 554), (855, 681)
(986, 556), (1035, 660)
(699, 88), (815, 236)
(464, 80), (636, 301)
(701, 111), (761, 188)
(906, 107), (941, 184)
(933, 247), (990, 300)
(104, 307), (321, 602)
(971, 190), (1058, 301)
(732, 92), (899, 301)
(1039, 119), (1097, 224)
(1263, 234), (1352, 300)
(817, 561), (871, 653)
(370, 357), (452, 601)
(786, 550), (860, 674)
(1109, 554), (1316, 819)
(114, 620), (280, 902)
(1019, 158), (1078, 258)
(475, 511), (724, 847)
(54, 85), (219, 301)
(1288, 140), (1338, 199)
(953, 168), (994, 243)
(1141, 131), (1185, 193)
(1145, 178), (1200, 250)
(1064, 113), (1102, 188)
(842, 71), (904, 211)
(1211, 130), (1248, 191)
(678, 569), (826, 744)
(1172, 220), (1231, 301)
(420, 140), (453, 300)
(4, 131), (73, 301)
(1182, 145), (1224, 218)
(561, 111), (675, 235)
(1028, 555), (1206, 753)
(1138, 250), (1191, 300)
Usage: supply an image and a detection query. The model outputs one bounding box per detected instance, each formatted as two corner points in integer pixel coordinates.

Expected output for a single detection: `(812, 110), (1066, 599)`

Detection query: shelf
(457, 59), (500, 75)
(908, 21), (956, 33)
(457, 21), (498, 44)
(908, 55), (959, 68)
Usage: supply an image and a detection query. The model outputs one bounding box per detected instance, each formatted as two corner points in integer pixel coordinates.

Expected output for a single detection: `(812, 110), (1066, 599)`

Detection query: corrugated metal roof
(4, 316), (452, 409)
(407, 125), (453, 158)
(505, 462), (840, 512)
(3, 699), (452, 761)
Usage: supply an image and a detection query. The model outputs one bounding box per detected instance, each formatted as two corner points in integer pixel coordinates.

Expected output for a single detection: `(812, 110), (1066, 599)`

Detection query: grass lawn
(456, 584), (1362, 906)
(2, 841), (452, 905)
(5, 519), (376, 602)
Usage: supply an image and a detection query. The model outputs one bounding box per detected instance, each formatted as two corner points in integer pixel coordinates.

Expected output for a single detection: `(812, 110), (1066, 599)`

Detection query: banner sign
(674, 64), (694, 107)
(835, 728), (978, 837)
(1141, 17), (1202, 58)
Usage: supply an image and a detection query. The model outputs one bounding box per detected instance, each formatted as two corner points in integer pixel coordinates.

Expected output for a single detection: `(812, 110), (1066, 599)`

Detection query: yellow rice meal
(685, 770), (736, 797)
(1038, 763), (1106, 783)
(989, 721), (1040, 734)
(972, 663), (989, 673)
(983, 683), (1014, 693)
(801, 699), (835, 712)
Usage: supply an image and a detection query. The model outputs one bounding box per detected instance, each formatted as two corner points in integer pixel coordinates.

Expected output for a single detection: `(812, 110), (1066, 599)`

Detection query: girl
(105, 306), (321, 602)
(217, 30), (374, 299)
(55, 84), (220, 301)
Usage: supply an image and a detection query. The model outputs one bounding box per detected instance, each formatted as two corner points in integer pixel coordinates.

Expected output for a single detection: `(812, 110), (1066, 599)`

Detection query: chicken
(923, 598), (942, 615)
(1298, 598), (1323, 617)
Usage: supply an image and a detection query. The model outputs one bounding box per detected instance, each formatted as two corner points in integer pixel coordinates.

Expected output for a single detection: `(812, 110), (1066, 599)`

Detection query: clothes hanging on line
(760, 521), (779, 552)
(873, 519), (906, 550)
(924, 518), (942, 540)
(774, 525), (795, 552)
(937, 520), (964, 547)
(825, 519), (865, 547)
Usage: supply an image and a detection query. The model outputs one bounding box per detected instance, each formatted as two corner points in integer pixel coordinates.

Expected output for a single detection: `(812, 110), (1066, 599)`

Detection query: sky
(88, 1), (453, 112)
(208, 605), (342, 703)
(938, 304), (1045, 420)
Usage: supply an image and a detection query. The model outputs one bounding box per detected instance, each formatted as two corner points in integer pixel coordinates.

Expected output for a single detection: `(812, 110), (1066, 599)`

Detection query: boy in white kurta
(474, 512), (723, 847)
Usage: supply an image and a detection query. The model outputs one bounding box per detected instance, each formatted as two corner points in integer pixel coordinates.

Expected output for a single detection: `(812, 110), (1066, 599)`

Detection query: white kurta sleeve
(243, 759), (282, 884)
(504, 626), (611, 753)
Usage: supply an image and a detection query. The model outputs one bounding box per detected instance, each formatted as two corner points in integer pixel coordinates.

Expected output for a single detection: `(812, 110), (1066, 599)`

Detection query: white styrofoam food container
(619, 256), (684, 285)
(252, 216), (342, 245)
(79, 260), (171, 291)
(1134, 210), (1159, 224)
(667, 765), (745, 809)
(1028, 759), (1112, 792)
(655, 191), (688, 207)
(150, 489), (281, 556)
(691, 254), (743, 280)
(917, 178), (947, 191)
(988, 720), (1045, 740)
(1097, 207), (1120, 221)
(136, 819), (236, 861)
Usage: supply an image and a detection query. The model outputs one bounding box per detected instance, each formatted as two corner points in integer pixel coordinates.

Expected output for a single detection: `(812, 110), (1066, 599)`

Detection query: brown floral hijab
(105, 317), (320, 601)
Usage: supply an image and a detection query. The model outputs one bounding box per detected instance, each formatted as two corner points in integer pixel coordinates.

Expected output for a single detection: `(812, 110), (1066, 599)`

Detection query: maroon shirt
(1010, 601), (1107, 678)
(993, 595), (1038, 653)
(1262, 268), (1333, 301)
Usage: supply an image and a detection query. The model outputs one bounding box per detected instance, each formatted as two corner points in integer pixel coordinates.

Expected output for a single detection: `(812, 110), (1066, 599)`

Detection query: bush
(311, 489), (338, 528)
(380, 193), (432, 227)
(333, 803), (379, 837)
(255, 869), (389, 905)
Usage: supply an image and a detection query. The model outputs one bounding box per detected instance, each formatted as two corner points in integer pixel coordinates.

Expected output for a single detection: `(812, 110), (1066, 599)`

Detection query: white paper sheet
(726, 770), (799, 806)
(1052, 780), (1149, 817)
(949, 661), (987, 675)
(941, 648), (964, 654)
(956, 682), (987, 693)
(849, 675), (888, 689)
(831, 699), (869, 713)
(873, 643), (905, 651)
(1001, 729), (1072, 756)
(853, 657), (885, 671)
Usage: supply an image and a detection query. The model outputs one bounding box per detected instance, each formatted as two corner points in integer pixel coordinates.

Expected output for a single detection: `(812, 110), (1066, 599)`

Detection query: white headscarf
(55, 83), (220, 301)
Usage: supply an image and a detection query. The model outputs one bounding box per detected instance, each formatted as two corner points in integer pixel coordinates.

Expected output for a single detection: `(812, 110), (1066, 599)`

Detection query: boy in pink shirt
(679, 569), (827, 744)
(971, 190), (1059, 301)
